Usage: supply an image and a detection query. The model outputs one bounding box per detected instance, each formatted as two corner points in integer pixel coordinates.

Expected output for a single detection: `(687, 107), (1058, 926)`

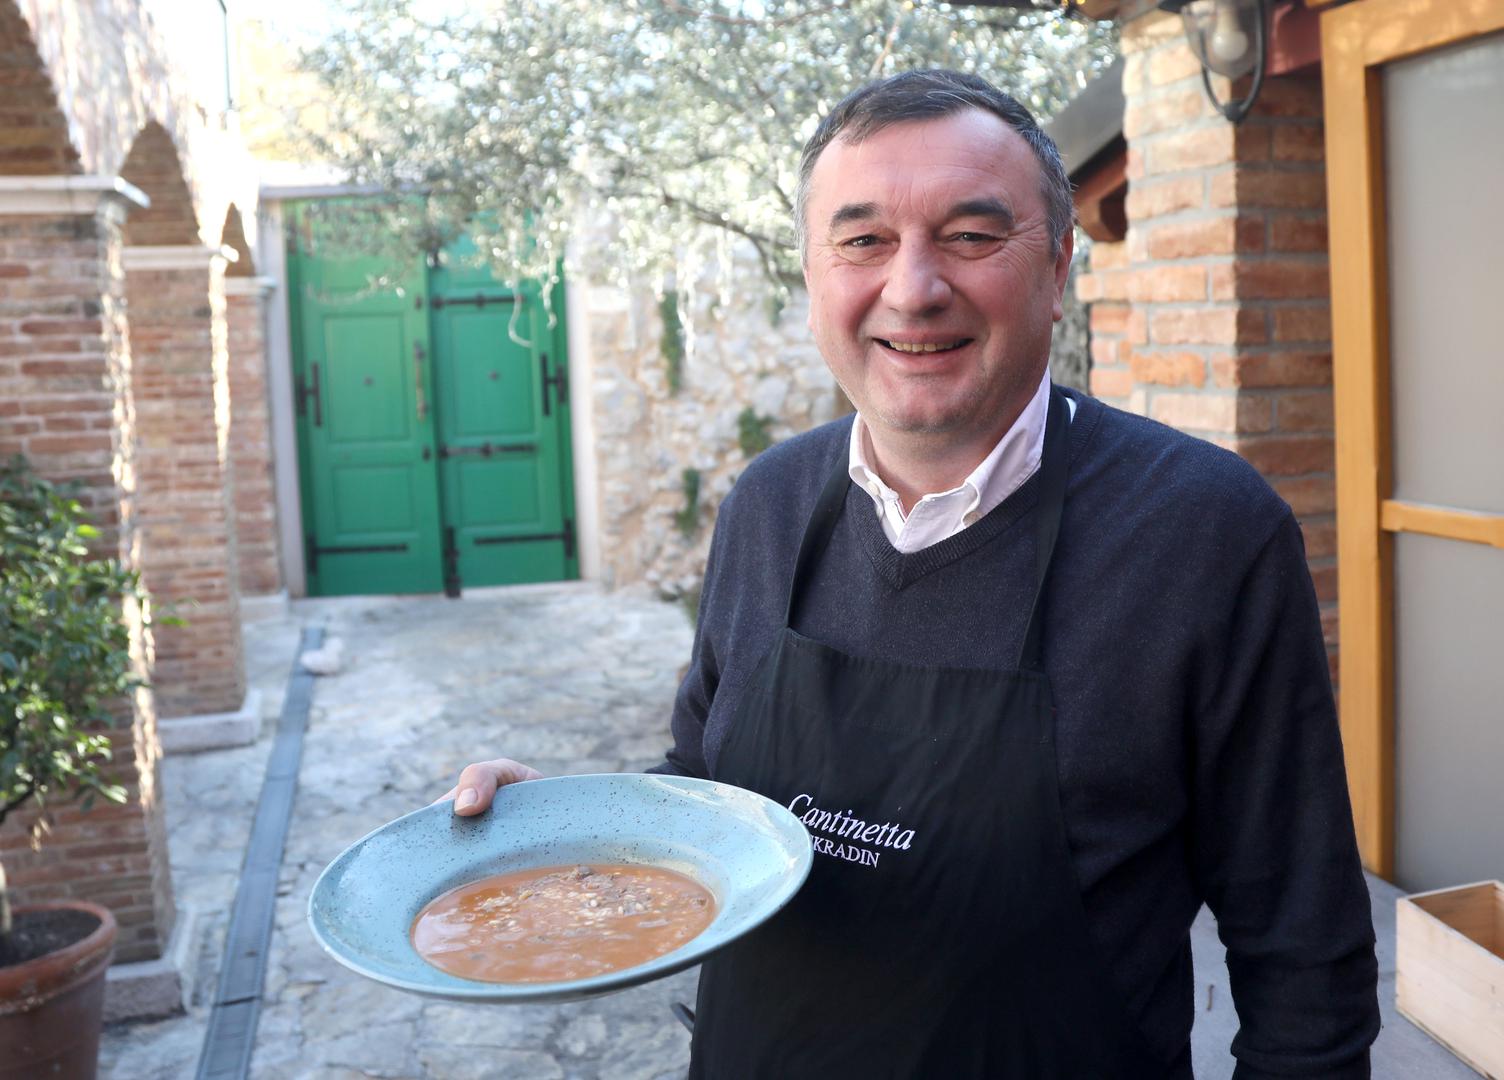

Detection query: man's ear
(1051, 227), (1075, 323)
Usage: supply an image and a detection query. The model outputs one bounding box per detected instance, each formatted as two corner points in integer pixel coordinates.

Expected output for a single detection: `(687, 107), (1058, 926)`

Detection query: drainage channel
(194, 625), (323, 1080)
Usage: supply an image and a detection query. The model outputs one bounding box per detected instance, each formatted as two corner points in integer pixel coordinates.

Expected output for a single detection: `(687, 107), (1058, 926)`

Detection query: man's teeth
(883, 340), (963, 354)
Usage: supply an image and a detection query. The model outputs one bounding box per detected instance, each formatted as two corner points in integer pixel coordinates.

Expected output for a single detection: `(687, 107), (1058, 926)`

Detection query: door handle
(413, 341), (429, 423)
(539, 352), (568, 417)
(300, 363), (322, 427)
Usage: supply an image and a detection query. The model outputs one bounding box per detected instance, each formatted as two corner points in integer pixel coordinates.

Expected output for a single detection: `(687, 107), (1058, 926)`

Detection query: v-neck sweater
(653, 389), (1379, 1076)
(846, 366), (1055, 551)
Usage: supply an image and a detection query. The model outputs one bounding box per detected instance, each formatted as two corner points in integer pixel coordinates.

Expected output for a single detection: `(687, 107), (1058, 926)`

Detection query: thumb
(452, 758), (543, 816)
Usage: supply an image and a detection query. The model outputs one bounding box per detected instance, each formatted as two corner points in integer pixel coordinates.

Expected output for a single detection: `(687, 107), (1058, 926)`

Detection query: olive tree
(293, 0), (1115, 293)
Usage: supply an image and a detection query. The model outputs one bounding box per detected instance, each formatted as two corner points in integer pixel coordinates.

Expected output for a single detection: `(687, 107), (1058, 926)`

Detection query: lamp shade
(1160, 0), (1262, 79)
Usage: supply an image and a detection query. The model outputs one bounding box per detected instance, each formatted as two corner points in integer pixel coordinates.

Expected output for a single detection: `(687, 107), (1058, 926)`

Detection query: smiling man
(446, 70), (1379, 1077)
(803, 104), (1072, 520)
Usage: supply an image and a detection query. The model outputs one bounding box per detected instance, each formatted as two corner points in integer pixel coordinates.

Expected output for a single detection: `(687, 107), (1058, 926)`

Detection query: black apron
(690, 390), (1164, 1079)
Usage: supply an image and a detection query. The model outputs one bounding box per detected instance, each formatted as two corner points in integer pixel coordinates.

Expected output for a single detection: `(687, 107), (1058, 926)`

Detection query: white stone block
(159, 688), (263, 755)
(103, 904), (198, 1022)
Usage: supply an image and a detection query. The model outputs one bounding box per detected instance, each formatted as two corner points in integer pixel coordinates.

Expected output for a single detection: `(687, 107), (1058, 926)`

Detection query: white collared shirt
(848, 370), (1071, 554)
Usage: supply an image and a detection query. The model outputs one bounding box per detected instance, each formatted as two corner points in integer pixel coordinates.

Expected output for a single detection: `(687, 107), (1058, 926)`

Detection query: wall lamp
(1156, 0), (1270, 124)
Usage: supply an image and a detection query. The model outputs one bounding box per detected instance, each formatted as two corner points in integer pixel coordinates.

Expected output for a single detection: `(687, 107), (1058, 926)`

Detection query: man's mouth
(877, 338), (971, 355)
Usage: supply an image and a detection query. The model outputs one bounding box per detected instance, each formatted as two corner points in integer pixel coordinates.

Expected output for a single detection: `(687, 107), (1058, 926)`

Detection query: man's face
(802, 109), (1073, 453)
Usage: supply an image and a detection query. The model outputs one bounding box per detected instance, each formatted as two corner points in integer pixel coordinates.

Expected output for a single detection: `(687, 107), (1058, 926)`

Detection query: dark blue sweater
(656, 389), (1379, 1076)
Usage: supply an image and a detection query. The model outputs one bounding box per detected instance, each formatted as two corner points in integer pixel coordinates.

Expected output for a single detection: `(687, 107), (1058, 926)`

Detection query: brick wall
(225, 279), (282, 596)
(1, 695), (177, 963)
(0, 196), (176, 962)
(9, 0), (261, 245)
(1076, 10), (1338, 683)
(1, 0), (273, 976)
(220, 203), (254, 277)
(0, 209), (130, 537)
(118, 123), (199, 247)
(126, 252), (247, 718)
(0, 3), (80, 175)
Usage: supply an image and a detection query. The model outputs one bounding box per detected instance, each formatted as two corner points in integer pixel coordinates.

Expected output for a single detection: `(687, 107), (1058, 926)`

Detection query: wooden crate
(1397, 880), (1504, 1078)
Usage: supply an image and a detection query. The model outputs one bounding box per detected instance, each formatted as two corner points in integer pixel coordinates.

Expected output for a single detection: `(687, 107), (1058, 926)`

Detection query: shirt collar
(847, 367), (1054, 528)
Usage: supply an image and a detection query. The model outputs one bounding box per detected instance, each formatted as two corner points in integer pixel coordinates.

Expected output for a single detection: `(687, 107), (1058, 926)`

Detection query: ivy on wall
(737, 408), (774, 459)
(673, 467), (701, 538)
(765, 291), (786, 328)
(659, 292), (684, 395)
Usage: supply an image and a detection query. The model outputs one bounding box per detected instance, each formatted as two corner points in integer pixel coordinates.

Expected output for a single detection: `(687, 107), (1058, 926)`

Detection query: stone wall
(585, 235), (1096, 598)
(585, 255), (842, 598)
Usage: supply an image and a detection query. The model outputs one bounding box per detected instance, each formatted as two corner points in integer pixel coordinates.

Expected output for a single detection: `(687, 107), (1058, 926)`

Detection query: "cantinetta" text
(787, 793), (916, 853)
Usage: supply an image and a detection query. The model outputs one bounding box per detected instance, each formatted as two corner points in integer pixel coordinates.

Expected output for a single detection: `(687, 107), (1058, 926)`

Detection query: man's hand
(433, 758), (544, 815)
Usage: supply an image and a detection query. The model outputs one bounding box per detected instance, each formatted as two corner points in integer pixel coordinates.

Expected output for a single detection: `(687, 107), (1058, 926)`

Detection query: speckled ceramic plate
(307, 773), (812, 1003)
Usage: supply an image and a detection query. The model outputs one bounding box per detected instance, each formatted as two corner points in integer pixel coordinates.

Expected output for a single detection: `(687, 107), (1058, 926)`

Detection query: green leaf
(0, 454), (147, 833)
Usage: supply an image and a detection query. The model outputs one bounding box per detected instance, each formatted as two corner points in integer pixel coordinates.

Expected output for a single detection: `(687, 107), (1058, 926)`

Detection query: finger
(430, 785), (459, 806)
(452, 758), (543, 816)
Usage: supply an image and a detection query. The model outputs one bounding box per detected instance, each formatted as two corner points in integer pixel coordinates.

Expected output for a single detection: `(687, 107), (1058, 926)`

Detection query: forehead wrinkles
(810, 120), (1040, 233)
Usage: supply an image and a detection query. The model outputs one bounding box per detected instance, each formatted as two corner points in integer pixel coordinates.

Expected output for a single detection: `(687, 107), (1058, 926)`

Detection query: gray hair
(794, 69), (1074, 260)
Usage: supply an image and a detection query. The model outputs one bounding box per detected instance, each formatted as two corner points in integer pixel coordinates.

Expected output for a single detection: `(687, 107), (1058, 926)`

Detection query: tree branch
(867, 3), (908, 79)
(0, 784), (36, 830)
(659, 0), (848, 29)
(655, 187), (800, 287)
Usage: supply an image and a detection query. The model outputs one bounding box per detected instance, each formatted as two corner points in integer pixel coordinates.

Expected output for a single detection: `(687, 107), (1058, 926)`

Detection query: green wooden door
(429, 238), (577, 589)
(287, 204), (443, 596)
(288, 203), (577, 596)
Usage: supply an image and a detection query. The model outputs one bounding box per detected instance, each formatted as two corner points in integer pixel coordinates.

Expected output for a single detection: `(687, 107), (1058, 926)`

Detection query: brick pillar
(1077, 10), (1337, 682)
(0, 176), (177, 963)
(124, 244), (248, 719)
(224, 275), (283, 599)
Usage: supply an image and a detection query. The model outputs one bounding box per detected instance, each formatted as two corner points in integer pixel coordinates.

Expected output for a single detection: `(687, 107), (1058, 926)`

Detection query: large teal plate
(307, 773), (812, 1003)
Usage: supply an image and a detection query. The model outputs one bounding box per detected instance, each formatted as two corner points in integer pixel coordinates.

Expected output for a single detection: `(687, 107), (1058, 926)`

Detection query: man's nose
(880, 241), (951, 315)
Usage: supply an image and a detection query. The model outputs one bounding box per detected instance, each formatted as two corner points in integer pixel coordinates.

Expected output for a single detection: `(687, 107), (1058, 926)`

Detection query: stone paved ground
(100, 583), (698, 1080)
(98, 582), (1474, 1079)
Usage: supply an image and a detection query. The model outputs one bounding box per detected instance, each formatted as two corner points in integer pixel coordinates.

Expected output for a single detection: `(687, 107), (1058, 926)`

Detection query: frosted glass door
(1382, 31), (1504, 891)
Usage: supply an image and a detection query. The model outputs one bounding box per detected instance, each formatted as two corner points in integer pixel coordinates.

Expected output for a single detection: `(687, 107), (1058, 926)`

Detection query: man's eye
(842, 235), (880, 248)
(952, 232), (999, 244)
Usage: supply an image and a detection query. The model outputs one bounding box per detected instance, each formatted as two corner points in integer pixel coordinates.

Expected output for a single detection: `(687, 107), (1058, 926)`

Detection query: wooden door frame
(1322, 0), (1504, 878)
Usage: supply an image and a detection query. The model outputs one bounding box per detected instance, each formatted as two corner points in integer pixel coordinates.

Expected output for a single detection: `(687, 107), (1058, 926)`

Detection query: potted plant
(1, 456), (147, 1079)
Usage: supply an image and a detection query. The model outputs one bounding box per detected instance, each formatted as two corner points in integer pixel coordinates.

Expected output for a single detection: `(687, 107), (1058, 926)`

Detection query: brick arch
(219, 203), (256, 276)
(0, 0), (81, 175)
(119, 121), (198, 246)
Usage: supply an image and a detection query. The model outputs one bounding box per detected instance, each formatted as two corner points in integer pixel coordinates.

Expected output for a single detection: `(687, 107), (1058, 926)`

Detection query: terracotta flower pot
(0, 900), (117, 1080)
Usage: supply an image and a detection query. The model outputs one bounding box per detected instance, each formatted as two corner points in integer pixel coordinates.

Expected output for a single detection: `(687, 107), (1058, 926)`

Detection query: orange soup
(411, 863), (716, 983)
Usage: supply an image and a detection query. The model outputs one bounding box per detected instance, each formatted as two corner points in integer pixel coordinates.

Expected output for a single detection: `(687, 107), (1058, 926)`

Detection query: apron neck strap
(784, 387), (1073, 661)
(785, 444), (854, 627)
(1014, 386), (1071, 672)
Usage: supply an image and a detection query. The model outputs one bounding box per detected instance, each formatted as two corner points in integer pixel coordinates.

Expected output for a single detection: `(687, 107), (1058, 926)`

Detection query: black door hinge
(431, 293), (517, 310)
(443, 526), (461, 599)
(472, 517), (575, 562)
(439, 442), (537, 458)
(306, 535), (408, 577)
